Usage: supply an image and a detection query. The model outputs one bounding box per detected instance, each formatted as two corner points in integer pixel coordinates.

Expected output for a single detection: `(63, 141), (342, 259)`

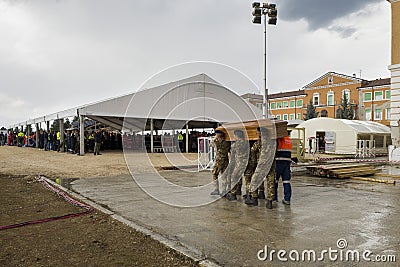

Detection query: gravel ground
(0, 146), (198, 179)
(0, 175), (198, 267)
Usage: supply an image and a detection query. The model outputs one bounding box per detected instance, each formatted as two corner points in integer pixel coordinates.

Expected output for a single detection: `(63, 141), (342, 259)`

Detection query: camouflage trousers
(221, 160), (247, 194)
(244, 167), (255, 196)
(212, 158), (228, 190)
(250, 161), (276, 200)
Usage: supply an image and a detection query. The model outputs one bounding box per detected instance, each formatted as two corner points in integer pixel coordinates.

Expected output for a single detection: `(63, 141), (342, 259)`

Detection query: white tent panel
(79, 74), (262, 130)
(295, 118), (390, 154)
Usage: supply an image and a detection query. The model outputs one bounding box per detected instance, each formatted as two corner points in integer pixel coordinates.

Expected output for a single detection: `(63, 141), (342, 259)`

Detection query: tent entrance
(316, 131), (326, 152)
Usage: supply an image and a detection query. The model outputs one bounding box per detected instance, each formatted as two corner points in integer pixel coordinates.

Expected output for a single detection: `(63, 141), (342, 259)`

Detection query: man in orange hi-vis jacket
(274, 132), (292, 205)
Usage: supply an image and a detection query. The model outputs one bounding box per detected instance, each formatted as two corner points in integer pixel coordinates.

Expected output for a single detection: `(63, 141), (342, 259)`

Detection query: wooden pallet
(306, 163), (378, 179)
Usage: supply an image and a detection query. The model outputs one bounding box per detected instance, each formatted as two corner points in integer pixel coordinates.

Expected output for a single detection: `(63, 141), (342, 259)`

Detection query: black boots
(226, 193), (237, 201)
(245, 196), (258, 206)
(210, 189), (220, 196)
(266, 200), (273, 209)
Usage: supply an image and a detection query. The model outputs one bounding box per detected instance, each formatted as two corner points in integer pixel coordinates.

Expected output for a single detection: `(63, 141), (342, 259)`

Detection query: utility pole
(252, 2), (277, 119)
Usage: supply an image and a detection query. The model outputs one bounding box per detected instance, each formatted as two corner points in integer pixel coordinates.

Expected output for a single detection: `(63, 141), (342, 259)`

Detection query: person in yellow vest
(17, 131), (24, 147)
(55, 131), (61, 152)
(177, 132), (184, 152)
(88, 131), (95, 152)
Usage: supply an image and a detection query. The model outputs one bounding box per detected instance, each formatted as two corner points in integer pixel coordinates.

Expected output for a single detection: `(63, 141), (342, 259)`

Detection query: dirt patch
(0, 176), (198, 267)
(0, 146), (198, 179)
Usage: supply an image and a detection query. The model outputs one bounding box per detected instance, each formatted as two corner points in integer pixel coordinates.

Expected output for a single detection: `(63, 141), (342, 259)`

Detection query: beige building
(358, 78), (391, 126)
(242, 72), (391, 125)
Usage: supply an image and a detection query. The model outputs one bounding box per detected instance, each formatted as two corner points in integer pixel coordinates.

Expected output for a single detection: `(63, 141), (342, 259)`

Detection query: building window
(276, 102), (282, 109)
(276, 115), (281, 120)
(313, 93), (320, 106)
(297, 113), (301, 120)
(374, 91), (383, 101)
(327, 92), (334, 106)
(290, 100), (295, 108)
(256, 103), (262, 109)
(386, 108), (391, 120)
(342, 89), (350, 102)
(375, 109), (382, 120)
(270, 102), (276, 109)
(283, 114), (288, 121)
(328, 76), (333, 84)
(364, 92), (372, 101)
(283, 101), (289, 108)
(385, 90), (391, 99)
(365, 109), (371, 121)
(297, 99), (303, 107)
(289, 114), (295, 120)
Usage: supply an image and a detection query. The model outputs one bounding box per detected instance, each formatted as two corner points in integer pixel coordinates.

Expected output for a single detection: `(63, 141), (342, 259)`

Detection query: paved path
(70, 168), (399, 266)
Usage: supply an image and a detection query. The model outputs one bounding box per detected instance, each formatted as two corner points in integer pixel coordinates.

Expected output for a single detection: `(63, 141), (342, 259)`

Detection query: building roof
(359, 78), (391, 89)
(241, 90), (307, 101)
(303, 71), (365, 89)
(241, 93), (263, 100)
(297, 118), (390, 135)
(268, 90), (306, 100)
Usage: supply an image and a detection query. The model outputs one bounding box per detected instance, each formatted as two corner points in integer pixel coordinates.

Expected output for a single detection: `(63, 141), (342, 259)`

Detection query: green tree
(336, 93), (354, 120)
(50, 118), (72, 132)
(304, 99), (319, 120)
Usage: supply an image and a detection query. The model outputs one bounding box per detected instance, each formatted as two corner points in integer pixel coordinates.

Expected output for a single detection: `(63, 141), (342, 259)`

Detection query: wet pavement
(67, 162), (400, 266)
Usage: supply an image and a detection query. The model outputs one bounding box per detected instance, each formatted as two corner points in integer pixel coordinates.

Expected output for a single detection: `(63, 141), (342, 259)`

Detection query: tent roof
(78, 73), (262, 131)
(9, 73), (262, 131)
(296, 118), (390, 134)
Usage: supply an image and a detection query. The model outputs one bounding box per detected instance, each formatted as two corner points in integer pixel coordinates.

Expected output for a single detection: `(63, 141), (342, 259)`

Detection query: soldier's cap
(233, 129), (245, 138)
(215, 130), (224, 135)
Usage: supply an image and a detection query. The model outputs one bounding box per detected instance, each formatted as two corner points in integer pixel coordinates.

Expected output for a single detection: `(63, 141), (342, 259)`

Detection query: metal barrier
(197, 137), (215, 171)
(356, 140), (376, 158)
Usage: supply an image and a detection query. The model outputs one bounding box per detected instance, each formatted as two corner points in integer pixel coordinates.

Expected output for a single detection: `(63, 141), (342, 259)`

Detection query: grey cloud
(328, 26), (357, 38)
(277, 0), (381, 30)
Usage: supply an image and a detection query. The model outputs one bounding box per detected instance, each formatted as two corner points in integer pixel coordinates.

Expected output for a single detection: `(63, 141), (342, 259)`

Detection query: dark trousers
(94, 142), (101, 155)
(274, 161), (291, 201)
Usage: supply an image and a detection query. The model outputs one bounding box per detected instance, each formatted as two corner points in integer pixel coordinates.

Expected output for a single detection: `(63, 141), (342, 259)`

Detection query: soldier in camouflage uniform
(210, 130), (230, 195)
(243, 138), (261, 198)
(223, 129), (249, 201)
(246, 127), (276, 209)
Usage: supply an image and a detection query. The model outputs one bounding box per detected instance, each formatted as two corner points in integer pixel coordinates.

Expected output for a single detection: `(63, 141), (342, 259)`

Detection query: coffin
(216, 119), (288, 141)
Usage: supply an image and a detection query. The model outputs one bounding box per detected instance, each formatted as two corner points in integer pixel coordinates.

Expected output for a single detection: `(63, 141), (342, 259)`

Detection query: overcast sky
(0, 0), (391, 127)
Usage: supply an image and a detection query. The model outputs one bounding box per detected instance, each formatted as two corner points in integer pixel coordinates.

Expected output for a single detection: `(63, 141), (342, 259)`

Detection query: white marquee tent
(9, 74), (263, 154)
(294, 118), (391, 155)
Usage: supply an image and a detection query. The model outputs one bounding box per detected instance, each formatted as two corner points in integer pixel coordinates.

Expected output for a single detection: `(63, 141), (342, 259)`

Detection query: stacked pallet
(306, 163), (379, 179)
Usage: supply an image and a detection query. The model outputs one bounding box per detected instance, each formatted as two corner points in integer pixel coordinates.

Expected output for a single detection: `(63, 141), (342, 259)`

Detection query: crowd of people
(1, 128), (215, 154)
(0, 128), (121, 155)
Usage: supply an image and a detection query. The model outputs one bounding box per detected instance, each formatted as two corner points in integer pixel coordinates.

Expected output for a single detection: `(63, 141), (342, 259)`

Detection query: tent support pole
(59, 118), (64, 152)
(79, 115), (85, 155)
(185, 123), (189, 153)
(35, 123), (39, 148)
(150, 119), (154, 153)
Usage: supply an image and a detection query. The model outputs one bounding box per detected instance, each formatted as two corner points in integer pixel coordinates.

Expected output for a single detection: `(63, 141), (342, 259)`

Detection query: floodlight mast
(251, 2), (278, 119)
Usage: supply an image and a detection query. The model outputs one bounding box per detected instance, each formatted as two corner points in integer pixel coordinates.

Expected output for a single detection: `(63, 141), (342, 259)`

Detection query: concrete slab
(70, 169), (400, 266)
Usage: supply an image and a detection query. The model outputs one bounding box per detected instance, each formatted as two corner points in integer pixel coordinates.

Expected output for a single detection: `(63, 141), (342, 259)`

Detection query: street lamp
(252, 2), (278, 119)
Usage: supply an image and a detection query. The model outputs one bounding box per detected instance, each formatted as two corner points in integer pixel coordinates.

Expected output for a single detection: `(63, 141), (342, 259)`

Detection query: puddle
(51, 178), (80, 190)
